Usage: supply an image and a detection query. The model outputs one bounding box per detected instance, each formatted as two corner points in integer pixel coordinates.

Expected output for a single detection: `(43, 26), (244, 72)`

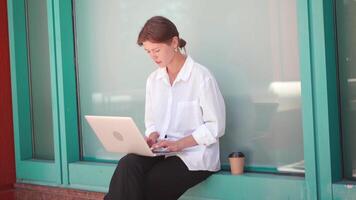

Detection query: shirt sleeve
(144, 78), (157, 137)
(192, 77), (226, 146)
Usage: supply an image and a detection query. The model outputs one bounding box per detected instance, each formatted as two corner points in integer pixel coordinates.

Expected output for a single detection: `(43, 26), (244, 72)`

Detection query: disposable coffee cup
(228, 152), (245, 175)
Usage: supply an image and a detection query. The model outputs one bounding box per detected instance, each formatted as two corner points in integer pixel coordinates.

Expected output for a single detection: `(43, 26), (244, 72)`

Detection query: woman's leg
(144, 156), (213, 200)
(104, 153), (164, 200)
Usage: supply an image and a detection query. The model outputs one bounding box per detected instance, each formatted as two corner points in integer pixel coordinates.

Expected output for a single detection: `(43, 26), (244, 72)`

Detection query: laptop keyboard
(152, 148), (171, 154)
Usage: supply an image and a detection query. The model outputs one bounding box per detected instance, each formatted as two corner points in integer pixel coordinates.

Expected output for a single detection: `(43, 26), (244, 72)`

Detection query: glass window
(336, 0), (356, 179)
(25, 0), (54, 160)
(74, 0), (303, 173)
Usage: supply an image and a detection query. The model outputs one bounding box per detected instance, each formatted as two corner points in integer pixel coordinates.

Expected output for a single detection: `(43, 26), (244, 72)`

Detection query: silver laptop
(85, 115), (177, 157)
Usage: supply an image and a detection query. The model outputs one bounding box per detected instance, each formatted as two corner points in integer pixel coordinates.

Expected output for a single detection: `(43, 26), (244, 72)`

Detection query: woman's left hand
(151, 140), (183, 152)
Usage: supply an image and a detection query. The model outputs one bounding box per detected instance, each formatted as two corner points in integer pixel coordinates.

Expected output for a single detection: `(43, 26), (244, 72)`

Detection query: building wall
(0, 0), (16, 191)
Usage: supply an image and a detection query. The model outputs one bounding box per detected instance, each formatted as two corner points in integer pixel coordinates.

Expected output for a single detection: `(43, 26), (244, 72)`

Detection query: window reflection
(74, 0), (303, 173)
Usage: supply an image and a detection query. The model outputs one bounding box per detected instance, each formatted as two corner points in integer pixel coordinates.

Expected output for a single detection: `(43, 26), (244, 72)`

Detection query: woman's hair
(137, 16), (186, 49)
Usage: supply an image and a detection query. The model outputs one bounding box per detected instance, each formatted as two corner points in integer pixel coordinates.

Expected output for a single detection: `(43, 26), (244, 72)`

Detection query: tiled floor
(0, 183), (106, 200)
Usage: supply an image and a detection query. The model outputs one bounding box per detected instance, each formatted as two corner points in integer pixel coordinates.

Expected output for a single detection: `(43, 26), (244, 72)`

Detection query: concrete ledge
(15, 171), (306, 200)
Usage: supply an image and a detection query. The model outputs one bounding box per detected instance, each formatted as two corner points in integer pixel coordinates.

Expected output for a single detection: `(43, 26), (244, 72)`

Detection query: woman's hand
(151, 135), (198, 152)
(145, 132), (160, 147)
(151, 140), (183, 152)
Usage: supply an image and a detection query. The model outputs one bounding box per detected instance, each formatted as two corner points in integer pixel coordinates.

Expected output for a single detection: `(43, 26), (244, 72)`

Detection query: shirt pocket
(175, 100), (202, 132)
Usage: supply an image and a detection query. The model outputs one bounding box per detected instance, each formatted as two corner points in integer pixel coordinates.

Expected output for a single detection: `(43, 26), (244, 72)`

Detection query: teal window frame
(7, 0), (61, 184)
(7, 0), (356, 199)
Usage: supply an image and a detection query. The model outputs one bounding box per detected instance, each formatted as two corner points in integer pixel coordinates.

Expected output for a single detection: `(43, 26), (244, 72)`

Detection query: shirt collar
(156, 55), (194, 82)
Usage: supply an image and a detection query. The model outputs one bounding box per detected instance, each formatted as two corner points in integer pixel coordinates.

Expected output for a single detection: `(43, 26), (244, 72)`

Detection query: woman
(105, 16), (226, 200)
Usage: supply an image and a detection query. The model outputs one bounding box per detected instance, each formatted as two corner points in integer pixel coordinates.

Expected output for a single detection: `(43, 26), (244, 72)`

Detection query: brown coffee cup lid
(228, 151), (245, 158)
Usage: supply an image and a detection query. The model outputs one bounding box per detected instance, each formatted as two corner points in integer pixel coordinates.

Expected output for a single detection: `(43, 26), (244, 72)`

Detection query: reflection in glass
(26, 0), (54, 160)
(336, 0), (356, 179)
(74, 0), (303, 173)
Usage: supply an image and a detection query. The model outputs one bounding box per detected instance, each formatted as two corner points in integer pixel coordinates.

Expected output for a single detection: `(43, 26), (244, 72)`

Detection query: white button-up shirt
(145, 56), (226, 171)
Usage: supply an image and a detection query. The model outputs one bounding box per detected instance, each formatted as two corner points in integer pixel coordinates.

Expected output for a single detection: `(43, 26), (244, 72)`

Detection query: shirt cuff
(145, 126), (157, 137)
(192, 124), (217, 146)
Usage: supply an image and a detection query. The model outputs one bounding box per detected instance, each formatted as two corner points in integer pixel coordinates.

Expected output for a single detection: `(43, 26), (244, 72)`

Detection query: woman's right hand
(145, 132), (160, 147)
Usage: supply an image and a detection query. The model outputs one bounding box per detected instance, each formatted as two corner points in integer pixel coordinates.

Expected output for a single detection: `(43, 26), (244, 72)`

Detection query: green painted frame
(297, 0), (318, 198)
(50, 0), (79, 186)
(303, 0), (356, 199)
(7, 0), (62, 184)
(8, 0), (356, 199)
(331, 0), (356, 197)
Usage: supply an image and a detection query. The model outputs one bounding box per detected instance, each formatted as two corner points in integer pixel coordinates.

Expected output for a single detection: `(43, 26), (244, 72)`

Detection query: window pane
(74, 0), (304, 173)
(26, 0), (54, 160)
(336, 0), (356, 179)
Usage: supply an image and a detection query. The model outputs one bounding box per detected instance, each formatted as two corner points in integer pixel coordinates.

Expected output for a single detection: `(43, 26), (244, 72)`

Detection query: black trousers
(104, 154), (213, 200)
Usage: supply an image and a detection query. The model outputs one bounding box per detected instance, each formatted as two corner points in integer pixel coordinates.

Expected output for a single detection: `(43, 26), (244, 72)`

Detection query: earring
(174, 48), (178, 52)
